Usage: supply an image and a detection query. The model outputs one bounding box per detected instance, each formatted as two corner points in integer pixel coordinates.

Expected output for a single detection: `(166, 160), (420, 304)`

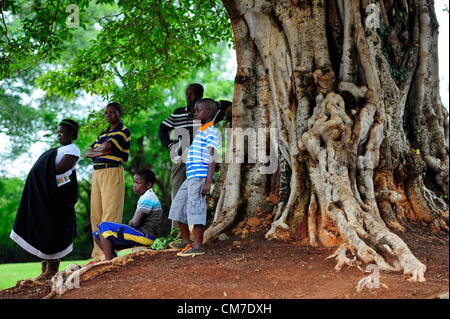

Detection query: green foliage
(3, 0), (234, 112)
(0, 177), (24, 261)
(1, 0), (82, 78)
(0, 88), (40, 157)
(151, 227), (180, 250)
(378, 25), (409, 84)
(1, 0), (233, 148)
(0, 177), (23, 238)
(0, 1), (113, 161)
(390, 67), (409, 82)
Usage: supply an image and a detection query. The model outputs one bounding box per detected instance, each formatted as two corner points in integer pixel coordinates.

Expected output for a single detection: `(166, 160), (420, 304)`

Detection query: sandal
(176, 246), (206, 257)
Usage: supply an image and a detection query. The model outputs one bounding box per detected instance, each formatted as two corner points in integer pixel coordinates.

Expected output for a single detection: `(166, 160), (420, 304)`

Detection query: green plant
(151, 228), (181, 250)
(391, 67), (409, 82)
(378, 23), (408, 84)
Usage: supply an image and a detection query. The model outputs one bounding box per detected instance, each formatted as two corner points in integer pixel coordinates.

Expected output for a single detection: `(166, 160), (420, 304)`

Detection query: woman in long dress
(10, 119), (81, 281)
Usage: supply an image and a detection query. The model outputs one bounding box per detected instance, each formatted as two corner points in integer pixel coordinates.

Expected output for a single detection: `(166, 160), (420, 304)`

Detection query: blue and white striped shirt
(137, 188), (161, 212)
(186, 121), (220, 180)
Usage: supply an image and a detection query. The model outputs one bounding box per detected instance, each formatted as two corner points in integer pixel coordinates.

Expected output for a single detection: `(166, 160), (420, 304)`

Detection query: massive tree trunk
(206, 0), (449, 282)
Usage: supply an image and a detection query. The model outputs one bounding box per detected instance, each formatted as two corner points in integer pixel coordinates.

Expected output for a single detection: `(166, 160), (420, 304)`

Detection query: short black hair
(106, 102), (123, 114)
(59, 119), (80, 140)
(196, 98), (218, 114)
(187, 83), (204, 98)
(136, 169), (157, 185)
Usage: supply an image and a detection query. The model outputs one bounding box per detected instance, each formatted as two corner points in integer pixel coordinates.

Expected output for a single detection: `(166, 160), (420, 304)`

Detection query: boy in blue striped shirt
(169, 98), (220, 257)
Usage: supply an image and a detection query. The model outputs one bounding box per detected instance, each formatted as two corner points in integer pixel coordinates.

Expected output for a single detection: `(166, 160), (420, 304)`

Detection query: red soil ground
(0, 223), (448, 300)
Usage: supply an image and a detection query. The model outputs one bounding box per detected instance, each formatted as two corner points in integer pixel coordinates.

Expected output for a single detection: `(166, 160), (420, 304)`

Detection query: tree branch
(1, 10), (12, 48)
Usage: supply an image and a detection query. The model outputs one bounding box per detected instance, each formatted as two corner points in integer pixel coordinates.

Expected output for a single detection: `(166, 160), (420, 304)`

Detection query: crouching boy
(93, 169), (162, 260)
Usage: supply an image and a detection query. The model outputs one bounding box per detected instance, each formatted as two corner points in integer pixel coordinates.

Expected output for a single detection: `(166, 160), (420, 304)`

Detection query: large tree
(1, 0), (448, 282)
(206, 0), (448, 283)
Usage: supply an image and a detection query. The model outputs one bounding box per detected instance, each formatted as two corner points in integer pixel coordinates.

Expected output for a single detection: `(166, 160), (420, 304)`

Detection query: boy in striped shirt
(85, 102), (131, 261)
(168, 98), (220, 257)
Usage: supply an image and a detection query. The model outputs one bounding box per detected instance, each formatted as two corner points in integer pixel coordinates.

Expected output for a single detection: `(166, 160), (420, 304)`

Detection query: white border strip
(10, 230), (73, 260)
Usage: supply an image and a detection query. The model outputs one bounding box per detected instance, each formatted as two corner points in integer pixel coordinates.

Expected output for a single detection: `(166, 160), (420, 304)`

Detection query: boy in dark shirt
(86, 102), (131, 261)
(93, 169), (162, 260)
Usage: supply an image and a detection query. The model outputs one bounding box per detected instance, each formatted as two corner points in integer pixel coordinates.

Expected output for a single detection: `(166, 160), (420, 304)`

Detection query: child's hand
(202, 181), (212, 195)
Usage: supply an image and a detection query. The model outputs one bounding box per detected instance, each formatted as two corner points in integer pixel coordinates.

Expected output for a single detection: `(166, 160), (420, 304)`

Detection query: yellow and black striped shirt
(89, 122), (131, 164)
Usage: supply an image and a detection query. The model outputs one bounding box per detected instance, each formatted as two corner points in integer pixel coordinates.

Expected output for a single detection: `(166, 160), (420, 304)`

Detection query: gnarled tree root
(299, 92), (428, 282)
(204, 163), (243, 244)
(265, 157), (302, 240)
(43, 248), (177, 299)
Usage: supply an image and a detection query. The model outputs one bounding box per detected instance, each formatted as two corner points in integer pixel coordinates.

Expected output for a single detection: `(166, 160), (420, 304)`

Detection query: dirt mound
(0, 223), (448, 299)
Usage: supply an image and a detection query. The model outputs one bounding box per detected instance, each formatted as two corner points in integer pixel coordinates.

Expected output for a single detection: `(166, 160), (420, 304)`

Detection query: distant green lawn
(0, 250), (132, 290)
(0, 259), (88, 290)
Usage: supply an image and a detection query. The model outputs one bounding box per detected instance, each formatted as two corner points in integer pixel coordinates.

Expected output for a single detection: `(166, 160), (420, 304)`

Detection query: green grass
(0, 250), (133, 290)
(0, 259), (89, 290)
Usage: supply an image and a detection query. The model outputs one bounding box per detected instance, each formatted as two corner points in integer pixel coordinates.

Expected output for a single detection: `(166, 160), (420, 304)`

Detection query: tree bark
(207, 0), (448, 282)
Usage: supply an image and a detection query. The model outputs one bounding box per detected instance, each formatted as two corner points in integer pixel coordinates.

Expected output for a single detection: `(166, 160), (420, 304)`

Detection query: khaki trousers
(90, 167), (125, 260)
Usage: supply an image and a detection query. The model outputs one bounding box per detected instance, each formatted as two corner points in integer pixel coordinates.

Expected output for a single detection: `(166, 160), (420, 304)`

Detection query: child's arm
(128, 208), (146, 228)
(202, 147), (217, 195)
